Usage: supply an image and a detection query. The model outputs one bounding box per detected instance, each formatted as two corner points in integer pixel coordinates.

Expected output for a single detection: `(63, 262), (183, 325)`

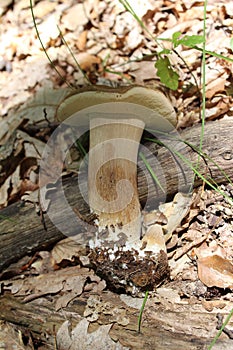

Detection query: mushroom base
(89, 247), (170, 295)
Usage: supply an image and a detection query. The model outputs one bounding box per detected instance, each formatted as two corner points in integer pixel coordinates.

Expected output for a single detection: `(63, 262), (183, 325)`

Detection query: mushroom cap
(56, 85), (176, 132)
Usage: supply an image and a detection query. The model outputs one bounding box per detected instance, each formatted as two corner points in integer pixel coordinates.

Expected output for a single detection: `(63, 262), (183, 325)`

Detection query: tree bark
(0, 292), (231, 350)
(0, 118), (232, 272)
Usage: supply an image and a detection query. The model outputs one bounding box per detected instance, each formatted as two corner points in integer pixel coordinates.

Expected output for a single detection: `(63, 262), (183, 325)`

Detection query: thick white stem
(88, 118), (144, 247)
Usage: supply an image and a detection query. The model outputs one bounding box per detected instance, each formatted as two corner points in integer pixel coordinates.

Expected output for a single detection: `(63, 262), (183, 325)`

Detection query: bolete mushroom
(56, 85), (176, 294)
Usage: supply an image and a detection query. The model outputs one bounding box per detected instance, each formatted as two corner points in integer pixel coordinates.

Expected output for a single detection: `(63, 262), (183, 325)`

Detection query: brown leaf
(75, 52), (101, 71)
(159, 192), (192, 242)
(0, 320), (32, 350)
(33, 0), (56, 19)
(197, 255), (233, 288)
(3, 266), (94, 299)
(142, 224), (166, 254)
(206, 76), (226, 99)
(76, 30), (88, 51)
(51, 237), (87, 265)
(56, 319), (129, 350)
(61, 4), (89, 30)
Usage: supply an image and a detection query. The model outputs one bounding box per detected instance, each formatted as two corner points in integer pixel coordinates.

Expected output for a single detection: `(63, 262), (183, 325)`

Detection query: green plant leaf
(158, 48), (171, 55)
(155, 57), (179, 90)
(176, 35), (205, 48)
(172, 31), (182, 47)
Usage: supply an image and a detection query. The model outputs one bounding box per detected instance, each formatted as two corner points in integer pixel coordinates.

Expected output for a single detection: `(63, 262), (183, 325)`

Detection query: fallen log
(0, 118), (232, 272)
(0, 292), (232, 350)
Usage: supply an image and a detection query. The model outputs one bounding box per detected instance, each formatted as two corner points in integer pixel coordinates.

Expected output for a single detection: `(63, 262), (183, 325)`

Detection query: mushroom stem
(88, 117), (144, 246)
(55, 85), (176, 294)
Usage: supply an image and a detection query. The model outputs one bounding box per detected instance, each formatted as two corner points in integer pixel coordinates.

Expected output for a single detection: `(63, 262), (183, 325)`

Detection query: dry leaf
(55, 291), (81, 311)
(61, 4), (89, 30)
(51, 237), (87, 265)
(0, 0), (13, 15)
(84, 295), (129, 326)
(159, 192), (192, 242)
(156, 287), (181, 304)
(143, 210), (167, 227)
(3, 266), (93, 298)
(142, 224), (167, 253)
(206, 76), (228, 99)
(120, 294), (144, 310)
(33, 0), (56, 19)
(130, 61), (159, 84)
(56, 319), (129, 350)
(75, 52), (101, 71)
(0, 320), (32, 350)
(76, 30), (88, 51)
(197, 255), (233, 289)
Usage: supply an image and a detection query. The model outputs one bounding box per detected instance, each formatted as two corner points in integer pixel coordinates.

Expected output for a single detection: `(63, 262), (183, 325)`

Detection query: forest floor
(0, 0), (233, 349)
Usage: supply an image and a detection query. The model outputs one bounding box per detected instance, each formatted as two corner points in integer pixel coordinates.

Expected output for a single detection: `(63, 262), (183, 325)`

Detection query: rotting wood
(0, 292), (232, 350)
(0, 118), (232, 272)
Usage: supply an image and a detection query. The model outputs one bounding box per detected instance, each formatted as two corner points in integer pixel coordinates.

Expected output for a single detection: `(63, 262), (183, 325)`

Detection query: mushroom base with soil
(89, 247), (169, 294)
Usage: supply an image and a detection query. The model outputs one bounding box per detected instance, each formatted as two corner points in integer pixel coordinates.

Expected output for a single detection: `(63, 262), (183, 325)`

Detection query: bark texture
(0, 292), (231, 350)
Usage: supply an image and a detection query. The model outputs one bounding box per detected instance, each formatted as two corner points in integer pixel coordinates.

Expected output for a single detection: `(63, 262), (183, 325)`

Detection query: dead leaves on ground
(0, 183), (233, 348)
(56, 319), (129, 350)
(0, 0), (232, 206)
(0, 85), (70, 208)
(197, 254), (233, 289)
(168, 184), (233, 294)
(0, 0), (232, 114)
(0, 320), (34, 350)
(3, 265), (105, 311)
(0, 0), (233, 348)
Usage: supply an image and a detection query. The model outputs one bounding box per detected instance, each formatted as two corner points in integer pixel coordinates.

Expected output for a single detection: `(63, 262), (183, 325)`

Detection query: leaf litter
(0, 0), (233, 349)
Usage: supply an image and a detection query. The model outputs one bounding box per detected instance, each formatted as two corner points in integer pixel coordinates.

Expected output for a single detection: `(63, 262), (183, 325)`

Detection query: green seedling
(138, 290), (149, 333)
(208, 308), (233, 349)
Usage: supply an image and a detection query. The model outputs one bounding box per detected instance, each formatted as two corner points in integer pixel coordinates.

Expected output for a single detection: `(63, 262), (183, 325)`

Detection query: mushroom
(56, 85), (176, 294)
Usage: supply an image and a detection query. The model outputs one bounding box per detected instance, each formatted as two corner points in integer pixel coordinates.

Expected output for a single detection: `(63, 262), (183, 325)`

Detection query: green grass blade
(138, 290), (149, 333)
(208, 308), (233, 349)
(29, 0), (73, 89)
(145, 128), (233, 189)
(75, 140), (88, 165)
(194, 47), (233, 63)
(103, 68), (132, 82)
(169, 148), (232, 204)
(139, 152), (166, 193)
(156, 40), (233, 63)
(144, 134), (233, 204)
(56, 25), (91, 85)
(199, 0), (207, 159)
(119, 0), (158, 43)
(183, 141), (233, 188)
